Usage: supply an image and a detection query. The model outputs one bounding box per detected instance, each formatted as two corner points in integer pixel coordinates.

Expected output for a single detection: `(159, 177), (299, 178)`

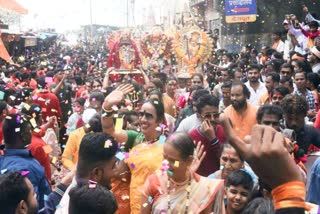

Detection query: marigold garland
(140, 34), (171, 59)
(173, 31), (209, 73)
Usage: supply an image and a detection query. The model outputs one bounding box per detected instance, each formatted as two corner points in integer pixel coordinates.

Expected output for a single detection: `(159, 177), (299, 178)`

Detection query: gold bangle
(102, 105), (113, 113)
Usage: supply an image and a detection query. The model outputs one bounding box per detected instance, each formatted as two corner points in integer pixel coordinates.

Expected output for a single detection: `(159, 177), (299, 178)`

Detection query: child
(300, 21), (320, 48)
(66, 97), (85, 136)
(69, 182), (118, 214)
(225, 170), (254, 214)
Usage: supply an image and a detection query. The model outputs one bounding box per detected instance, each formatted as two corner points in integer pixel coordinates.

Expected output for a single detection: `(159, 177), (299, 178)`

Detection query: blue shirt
(307, 157), (320, 204)
(295, 89), (316, 110)
(0, 149), (51, 209)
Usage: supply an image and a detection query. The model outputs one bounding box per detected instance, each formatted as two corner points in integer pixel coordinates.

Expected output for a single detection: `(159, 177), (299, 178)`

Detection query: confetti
(5, 116), (12, 120)
(127, 105), (133, 111)
(148, 196), (153, 203)
(30, 118), (37, 128)
(42, 145), (53, 154)
(1, 169), (7, 174)
(85, 124), (91, 129)
(115, 152), (125, 161)
(34, 106), (41, 112)
(159, 135), (166, 145)
(45, 77), (53, 83)
(155, 127), (162, 132)
(52, 157), (57, 164)
(9, 95), (15, 100)
(89, 183), (97, 188)
(104, 140), (112, 148)
(15, 128), (20, 132)
(115, 117), (124, 132)
(21, 170), (29, 176)
(121, 195), (130, 200)
(167, 170), (173, 177)
(174, 161), (180, 168)
(34, 127), (41, 133)
(44, 195), (48, 201)
(142, 203), (148, 207)
(16, 114), (22, 123)
(130, 163), (135, 169)
(0, 91), (4, 100)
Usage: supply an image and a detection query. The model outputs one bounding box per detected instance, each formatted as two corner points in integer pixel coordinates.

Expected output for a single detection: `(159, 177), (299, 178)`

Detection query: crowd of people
(1, 5), (320, 214)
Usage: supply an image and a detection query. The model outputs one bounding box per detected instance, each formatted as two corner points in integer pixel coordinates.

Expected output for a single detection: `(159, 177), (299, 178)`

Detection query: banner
(225, 0), (257, 23)
(24, 37), (37, 47)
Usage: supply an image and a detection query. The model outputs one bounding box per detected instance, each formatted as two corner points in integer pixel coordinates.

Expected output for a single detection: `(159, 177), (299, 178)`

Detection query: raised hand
(103, 84), (134, 109)
(219, 113), (303, 189)
(190, 141), (206, 173)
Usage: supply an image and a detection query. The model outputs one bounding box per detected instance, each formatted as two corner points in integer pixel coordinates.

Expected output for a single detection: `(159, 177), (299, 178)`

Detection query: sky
(16, 0), (187, 33)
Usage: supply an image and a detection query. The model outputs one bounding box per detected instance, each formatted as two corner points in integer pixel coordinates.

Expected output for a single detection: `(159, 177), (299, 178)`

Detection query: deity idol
(140, 26), (172, 72)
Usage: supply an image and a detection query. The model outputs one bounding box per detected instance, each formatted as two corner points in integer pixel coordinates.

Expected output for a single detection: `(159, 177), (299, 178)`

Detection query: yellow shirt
(61, 127), (86, 170)
(125, 141), (163, 214)
(224, 103), (257, 140)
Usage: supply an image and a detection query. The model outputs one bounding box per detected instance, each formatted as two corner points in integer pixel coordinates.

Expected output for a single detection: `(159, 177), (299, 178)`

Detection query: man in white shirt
(308, 46), (320, 74)
(245, 64), (267, 106)
(176, 113), (202, 133)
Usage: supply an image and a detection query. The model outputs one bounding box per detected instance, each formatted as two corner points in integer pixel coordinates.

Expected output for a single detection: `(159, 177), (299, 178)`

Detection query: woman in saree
(141, 132), (225, 214)
(208, 144), (257, 186)
(101, 84), (167, 214)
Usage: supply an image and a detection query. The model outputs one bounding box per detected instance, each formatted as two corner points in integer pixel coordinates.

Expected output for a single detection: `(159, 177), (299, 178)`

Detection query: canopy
(0, 0), (28, 14)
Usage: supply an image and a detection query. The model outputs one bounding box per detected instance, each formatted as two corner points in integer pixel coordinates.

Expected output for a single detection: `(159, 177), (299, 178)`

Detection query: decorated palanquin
(172, 25), (212, 75)
(107, 31), (143, 83)
(140, 26), (172, 72)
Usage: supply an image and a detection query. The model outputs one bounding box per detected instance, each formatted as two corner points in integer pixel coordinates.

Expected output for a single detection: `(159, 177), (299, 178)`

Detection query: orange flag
(0, 36), (14, 64)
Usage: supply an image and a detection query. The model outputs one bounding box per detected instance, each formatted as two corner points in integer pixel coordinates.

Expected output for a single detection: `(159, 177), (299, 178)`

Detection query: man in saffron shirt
(223, 81), (257, 140)
(189, 94), (226, 176)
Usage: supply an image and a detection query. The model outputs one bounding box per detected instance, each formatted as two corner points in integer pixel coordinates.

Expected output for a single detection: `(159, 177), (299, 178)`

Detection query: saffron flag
(0, 37), (14, 64)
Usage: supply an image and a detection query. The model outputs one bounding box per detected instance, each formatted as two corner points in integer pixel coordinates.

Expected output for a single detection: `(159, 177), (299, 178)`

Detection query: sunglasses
(201, 112), (220, 120)
(138, 111), (154, 120)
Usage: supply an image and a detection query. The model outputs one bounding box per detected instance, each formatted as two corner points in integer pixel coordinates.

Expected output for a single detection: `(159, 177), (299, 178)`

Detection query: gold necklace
(167, 174), (192, 214)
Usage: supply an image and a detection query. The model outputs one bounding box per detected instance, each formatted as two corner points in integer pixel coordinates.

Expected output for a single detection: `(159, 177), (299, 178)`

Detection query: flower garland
(173, 31), (209, 73)
(141, 34), (171, 59)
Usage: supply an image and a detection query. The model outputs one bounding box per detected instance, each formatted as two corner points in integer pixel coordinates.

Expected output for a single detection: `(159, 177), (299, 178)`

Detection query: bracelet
(102, 109), (114, 118)
(210, 137), (219, 146)
(272, 181), (307, 210)
(102, 105), (113, 113)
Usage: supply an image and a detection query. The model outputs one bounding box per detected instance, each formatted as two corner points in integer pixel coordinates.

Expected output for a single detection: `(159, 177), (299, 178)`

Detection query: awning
(0, 0), (28, 14)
